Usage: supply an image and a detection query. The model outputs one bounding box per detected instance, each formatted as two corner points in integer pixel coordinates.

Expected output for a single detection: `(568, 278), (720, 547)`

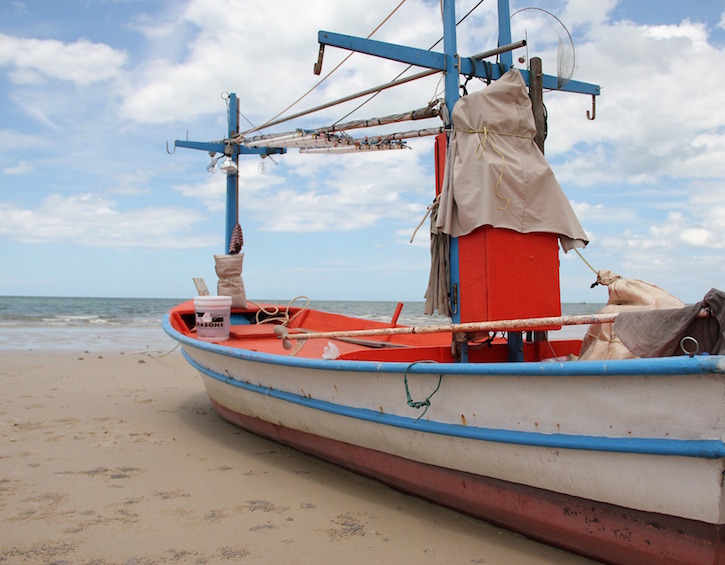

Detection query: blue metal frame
(318, 0), (599, 332)
(318, 2), (600, 95)
(174, 93), (285, 252)
(225, 93), (240, 253)
(174, 0), (601, 324)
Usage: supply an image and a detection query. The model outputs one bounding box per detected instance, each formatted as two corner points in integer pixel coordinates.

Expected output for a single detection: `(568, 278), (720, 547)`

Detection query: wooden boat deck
(169, 301), (583, 363)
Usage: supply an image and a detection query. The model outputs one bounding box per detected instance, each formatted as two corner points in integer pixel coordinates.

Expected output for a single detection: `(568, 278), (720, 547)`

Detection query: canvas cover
(424, 196), (451, 317)
(614, 288), (725, 357)
(435, 69), (588, 251)
(578, 270), (685, 360)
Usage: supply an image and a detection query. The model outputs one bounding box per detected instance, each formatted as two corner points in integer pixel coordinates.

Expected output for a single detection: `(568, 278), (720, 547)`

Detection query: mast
(174, 100), (285, 253)
(225, 94), (239, 254)
(497, 0), (513, 67)
(173, 0), (600, 340)
(318, 0), (599, 330)
(442, 1), (462, 325)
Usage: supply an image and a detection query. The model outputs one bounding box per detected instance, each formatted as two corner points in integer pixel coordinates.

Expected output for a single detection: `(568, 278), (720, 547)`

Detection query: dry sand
(1, 348), (599, 564)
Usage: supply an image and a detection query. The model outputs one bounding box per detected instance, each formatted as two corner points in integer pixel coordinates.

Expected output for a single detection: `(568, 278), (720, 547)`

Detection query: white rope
(247, 296), (311, 326)
(410, 197), (436, 243)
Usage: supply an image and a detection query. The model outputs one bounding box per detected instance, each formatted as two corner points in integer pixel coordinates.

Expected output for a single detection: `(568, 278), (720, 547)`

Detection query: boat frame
(165, 2), (725, 563)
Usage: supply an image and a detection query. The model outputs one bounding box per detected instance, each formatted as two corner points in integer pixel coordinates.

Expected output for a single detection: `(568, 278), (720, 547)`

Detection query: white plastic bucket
(193, 296), (232, 341)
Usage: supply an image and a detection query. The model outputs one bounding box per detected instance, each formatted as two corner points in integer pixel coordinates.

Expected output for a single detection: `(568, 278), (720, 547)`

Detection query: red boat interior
(168, 301), (583, 364)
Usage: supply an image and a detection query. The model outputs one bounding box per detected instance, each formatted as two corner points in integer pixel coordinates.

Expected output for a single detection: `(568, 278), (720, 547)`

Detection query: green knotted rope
(403, 361), (443, 422)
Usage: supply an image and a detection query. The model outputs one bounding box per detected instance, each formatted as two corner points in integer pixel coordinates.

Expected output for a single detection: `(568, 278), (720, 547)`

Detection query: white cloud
(570, 200), (635, 224)
(2, 161), (30, 174)
(545, 15), (725, 185)
(172, 160), (286, 212)
(561, 0), (618, 29)
(1, 0), (724, 302)
(0, 33), (127, 85)
(0, 128), (46, 153)
(119, 0), (448, 125)
(173, 147), (431, 232)
(648, 206), (725, 250)
(109, 171), (153, 196)
(0, 193), (214, 249)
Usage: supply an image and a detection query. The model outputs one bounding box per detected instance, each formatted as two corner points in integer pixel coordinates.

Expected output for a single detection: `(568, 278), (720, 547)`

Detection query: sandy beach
(1, 348), (599, 564)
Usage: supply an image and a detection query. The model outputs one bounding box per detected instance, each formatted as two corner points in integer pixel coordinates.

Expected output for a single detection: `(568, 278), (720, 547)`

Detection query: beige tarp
(578, 270), (685, 360)
(435, 69), (588, 251)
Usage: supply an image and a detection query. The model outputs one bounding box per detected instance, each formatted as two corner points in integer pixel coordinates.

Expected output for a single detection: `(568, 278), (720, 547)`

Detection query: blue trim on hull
(180, 347), (725, 460)
(163, 314), (725, 377)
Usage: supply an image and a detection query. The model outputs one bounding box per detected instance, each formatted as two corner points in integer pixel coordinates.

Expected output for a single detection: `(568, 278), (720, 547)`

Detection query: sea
(0, 296), (604, 352)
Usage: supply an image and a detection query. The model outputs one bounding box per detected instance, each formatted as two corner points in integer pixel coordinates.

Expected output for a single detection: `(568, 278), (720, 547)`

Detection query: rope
(140, 342), (181, 359)
(247, 296), (311, 326)
(235, 69), (439, 140)
(447, 126), (539, 213)
(409, 199), (435, 243)
(574, 248), (598, 276)
(403, 361), (443, 422)
(468, 127), (511, 210)
(455, 127), (531, 141)
(242, 0), (407, 136)
(333, 0), (487, 125)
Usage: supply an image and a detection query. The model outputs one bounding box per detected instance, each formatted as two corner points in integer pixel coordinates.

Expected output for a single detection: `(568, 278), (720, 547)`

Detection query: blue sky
(1, 0), (724, 304)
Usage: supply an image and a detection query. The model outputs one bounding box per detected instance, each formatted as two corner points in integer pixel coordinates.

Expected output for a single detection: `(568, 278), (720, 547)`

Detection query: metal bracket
(313, 43), (325, 75)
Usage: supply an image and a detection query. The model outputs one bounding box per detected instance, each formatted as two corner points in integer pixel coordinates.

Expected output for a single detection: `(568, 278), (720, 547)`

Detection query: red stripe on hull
(210, 399), (725, 565)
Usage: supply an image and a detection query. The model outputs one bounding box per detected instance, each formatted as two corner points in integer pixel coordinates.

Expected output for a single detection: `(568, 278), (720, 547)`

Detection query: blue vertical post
(225, 93), (240, 254)
(497, 0), (523, 361)
(497, 0), (513, 68)
(442, 0), (461, 327)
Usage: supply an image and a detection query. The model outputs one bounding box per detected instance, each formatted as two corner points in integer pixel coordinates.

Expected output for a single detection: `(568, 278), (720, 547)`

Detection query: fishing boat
(164, 2), (725, 563)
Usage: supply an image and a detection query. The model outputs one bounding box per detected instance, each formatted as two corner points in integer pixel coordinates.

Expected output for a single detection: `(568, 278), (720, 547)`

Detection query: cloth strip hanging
(228, 223), (243, 255)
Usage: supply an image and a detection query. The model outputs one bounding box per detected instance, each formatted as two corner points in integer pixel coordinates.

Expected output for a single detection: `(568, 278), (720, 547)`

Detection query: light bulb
(219, 156), (237, 175)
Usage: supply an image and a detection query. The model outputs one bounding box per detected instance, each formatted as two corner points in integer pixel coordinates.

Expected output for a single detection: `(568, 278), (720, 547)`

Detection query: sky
(1, 0), (724, 305)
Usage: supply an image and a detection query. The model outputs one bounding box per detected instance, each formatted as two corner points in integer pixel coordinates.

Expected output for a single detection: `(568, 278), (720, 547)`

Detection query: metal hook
(165, 141), (176, 154)
(586, 95), (596, 121)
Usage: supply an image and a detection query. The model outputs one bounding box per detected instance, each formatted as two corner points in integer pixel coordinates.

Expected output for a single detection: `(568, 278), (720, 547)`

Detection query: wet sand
(0, 349), (599, 564)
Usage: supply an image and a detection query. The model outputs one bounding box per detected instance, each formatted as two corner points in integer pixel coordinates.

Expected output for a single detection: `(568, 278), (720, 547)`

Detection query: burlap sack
(214, 253), (247, 308)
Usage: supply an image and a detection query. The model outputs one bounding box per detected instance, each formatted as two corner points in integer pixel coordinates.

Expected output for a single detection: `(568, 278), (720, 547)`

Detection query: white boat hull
(165, 320), (725, 565)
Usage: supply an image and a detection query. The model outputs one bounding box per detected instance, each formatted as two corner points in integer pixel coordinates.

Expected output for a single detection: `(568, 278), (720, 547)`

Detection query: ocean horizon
(0, 296), (604, 352)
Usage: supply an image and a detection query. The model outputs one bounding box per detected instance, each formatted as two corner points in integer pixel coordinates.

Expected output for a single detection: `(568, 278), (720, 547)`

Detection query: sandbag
(215, 253), (247, 308)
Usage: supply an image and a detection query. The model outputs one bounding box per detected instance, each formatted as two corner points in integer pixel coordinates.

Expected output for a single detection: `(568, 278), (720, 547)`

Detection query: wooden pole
(273, 310), (708, 343)
(529, 57), (546, 154)
(526, 56), (548, 349)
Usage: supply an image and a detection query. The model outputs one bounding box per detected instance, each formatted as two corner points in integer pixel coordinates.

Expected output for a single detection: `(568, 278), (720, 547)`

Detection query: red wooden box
(457, 226), (561, 323)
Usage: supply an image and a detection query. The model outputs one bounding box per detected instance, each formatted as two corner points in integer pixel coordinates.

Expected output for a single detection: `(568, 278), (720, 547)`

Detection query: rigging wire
(241, 0), (408, 137)
(332, 0), (487, 126)
(510, 6), (576, 90)
(232, 68), (438, 141)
